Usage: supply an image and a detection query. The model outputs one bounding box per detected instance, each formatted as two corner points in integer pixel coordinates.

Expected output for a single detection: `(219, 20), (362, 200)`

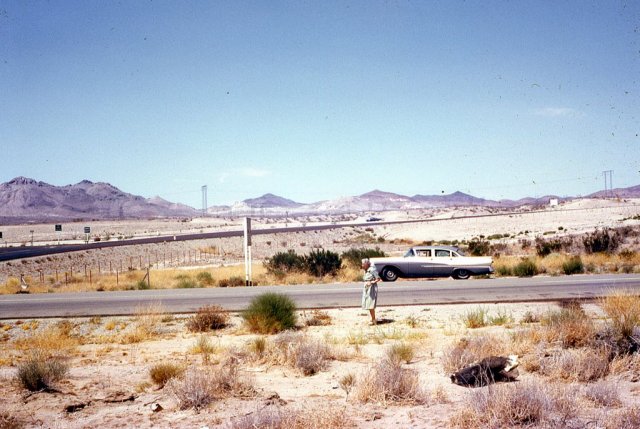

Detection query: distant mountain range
(1, 176), (639, 222)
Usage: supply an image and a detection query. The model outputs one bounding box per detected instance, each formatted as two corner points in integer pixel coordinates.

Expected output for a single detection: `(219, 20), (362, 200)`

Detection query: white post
(244, 217), (252, 286)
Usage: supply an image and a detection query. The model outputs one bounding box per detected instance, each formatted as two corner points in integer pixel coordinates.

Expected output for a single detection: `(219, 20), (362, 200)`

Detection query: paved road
(1, 274), (639, 319)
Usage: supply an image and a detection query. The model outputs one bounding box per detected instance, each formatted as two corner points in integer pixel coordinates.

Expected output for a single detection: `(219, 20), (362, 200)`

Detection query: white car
(371, 246), (493, 281)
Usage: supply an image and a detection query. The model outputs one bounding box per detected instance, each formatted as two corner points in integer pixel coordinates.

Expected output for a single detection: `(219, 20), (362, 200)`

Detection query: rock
(150, 403), (163, 412)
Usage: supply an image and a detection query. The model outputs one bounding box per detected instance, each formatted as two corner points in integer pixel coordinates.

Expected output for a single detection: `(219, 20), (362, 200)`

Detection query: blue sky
(1, 1), (638, 208)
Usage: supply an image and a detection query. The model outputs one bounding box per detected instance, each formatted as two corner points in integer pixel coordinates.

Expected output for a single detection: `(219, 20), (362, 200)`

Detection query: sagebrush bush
(149, 362), (185, 387)
(600, 290), (640, 338)
(264, 250), (305, 275)
(513, 258), (538, 277)
(175, 274), (198, 289)
(352, 359), (426, 404)
(540, 348), (609, 382)
(540, 306), (595, 348)
(270, 331), (331, 375)
(467, 239), (491, 256)
(196, 271), (214, 286)
(242, 293), (297, 334)
(387, 342), (415, 364)
(186, 305), (228, 332)
(583, 228), (620, 254)
(303, 249), (342, 277)
(535, 237), (566, 257)
(440, 335), (507, 373)
(562, 256), (584, 275)
(16, 352), (69, 391)
(340, 247), (386, 268)
(218, 276), (245, 287)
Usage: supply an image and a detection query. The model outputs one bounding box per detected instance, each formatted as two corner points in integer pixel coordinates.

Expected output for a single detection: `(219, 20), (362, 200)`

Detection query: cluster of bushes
(264, 247), (385, 278)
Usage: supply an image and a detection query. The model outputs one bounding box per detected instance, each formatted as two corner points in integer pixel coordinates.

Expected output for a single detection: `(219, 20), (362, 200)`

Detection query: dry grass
(228, 404), (351, 429)
(265, 331), (332, 376)
(440, 335), (508, 373)
(119, 303), (166, 344)
(16, 351), (69, 391)
(149, 362), (185, 387)
(449, 380), (577, 428)
(539, 305), (596, 348)
(302, 309), (332, 326)
(602, 406), (640, 429)
(540, 348), (610, 382)
(600, 289), (640, 337)
(168, 358), (255, 411)
(492, 252), (640, 277)
(583, 380), (622, 407)
(186, 305), (229, 332)
(352, 359), (427, 405)
(12, 324), (79, 357)
(386, 342), (415, 365)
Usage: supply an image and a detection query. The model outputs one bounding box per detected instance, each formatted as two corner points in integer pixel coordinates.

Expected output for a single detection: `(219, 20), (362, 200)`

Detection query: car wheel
(453, 269), (470, 280)
(381, 267), (399, 282)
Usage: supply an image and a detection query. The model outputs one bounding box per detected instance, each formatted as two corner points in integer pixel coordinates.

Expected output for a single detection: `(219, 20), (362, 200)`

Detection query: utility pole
(602, 170), (613, 198)
(201, 185), (208, 217)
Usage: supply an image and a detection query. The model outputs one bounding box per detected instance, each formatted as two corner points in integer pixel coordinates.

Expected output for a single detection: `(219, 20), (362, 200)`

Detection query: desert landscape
(1, 198), (640, 428)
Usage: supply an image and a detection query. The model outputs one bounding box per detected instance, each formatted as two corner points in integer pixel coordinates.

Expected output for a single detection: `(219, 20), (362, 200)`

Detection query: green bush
(341, 247), (386, 268)
(467, 239), (491, 256)
(242, 292), (297, 334)
(562, 256), (584, 275)
(175, 274), (198, 289)
(583, 228), (620, 254)
(513, 258), (538, 277)
(196, 271), (215, 286)
(264, 250), (305, 275)
(136, 279), (150, 290)
(303, 249), (342, 277)
(535, 237), (564, 257)
(16, 353), (69, 391)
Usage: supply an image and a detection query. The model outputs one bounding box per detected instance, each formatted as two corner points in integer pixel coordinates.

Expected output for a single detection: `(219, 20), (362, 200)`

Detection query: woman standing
(361, 258), (381, 325)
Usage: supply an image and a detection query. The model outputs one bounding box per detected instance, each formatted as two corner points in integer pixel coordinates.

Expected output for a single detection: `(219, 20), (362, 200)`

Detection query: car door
(432, 249), (454, 277)
(408, 249), (433, 277)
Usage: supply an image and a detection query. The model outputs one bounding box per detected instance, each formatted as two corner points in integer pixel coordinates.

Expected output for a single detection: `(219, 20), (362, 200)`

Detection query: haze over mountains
(1, 176), (638, 222)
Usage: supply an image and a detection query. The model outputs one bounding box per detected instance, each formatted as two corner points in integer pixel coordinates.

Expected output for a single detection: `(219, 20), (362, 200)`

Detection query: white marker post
(244, 217), (252, 286)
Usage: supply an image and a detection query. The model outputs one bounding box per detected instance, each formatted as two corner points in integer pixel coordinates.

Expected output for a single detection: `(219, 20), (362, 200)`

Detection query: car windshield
(404, 249), (415, 257)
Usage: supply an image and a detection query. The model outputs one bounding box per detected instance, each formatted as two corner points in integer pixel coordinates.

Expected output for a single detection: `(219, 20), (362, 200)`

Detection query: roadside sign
(0, 232), (2, 239)
(84, 226), (91, 234)
(55, 224), (62, 232)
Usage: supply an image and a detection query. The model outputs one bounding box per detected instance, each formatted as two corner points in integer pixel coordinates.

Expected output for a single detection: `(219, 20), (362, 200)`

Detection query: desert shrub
(387, 342), (415, 364)
(196, 271), (215, 286)
(136, 279), (150, 289)
(302, 309), (332, 326)
(462, 307), (488, 328)
(352, 359), (426, 404)
(339, 373), (356, 396)
(440, 335), (507, 373)
(540, 306), (595, 348)
(175, 274), (198, 289)
(602, 406), (640, 429)
(264, 250), (305, 275)
(619, 249), (637, 260)
(449, 380), (562, 428)
(513, 258), (538, 277)
(600, 290), (640, 338)
(149, 362), (185, 387)
(583, 228), (620, 254)
(340, 247), (386, 268)
(583, 380), (621, 406)
(242, 293), (297, 334)
(219, 276), (245, 287)
(495, 265), (512, 276)
(247, 336), (267, 359)
(467, 238), (491, 256)
(186, 305), (228, 332)
(488, 308), (513, 326)
(168, 359), (254, 411)
(16, 352), (69, 391)
(520, 311), (540, 324)
(540, 348), (609, 382)
(535, 237), (565, 257)
(303, 249), (342, 277)
(270, 331), (331, 375)
(562, 256), (584, 275)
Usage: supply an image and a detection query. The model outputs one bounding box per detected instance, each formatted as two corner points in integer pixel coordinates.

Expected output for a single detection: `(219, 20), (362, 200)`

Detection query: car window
(416, 249), (431, 257)
(404, 249), (415, 257)
(451, 251), (459, 257)
(435, 250), (451, 257)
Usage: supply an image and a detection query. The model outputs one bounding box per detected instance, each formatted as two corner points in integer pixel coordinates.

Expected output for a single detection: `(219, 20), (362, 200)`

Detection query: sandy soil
(4, 301), (639, 429)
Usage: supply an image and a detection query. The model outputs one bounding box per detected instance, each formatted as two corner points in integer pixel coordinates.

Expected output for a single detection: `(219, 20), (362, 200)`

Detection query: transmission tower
(201, 185), (208, 216)
(602, 170), (613, 198)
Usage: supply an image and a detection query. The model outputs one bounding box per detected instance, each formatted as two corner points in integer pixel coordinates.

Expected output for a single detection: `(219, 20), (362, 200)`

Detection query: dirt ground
(1, 301), (640, 428)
